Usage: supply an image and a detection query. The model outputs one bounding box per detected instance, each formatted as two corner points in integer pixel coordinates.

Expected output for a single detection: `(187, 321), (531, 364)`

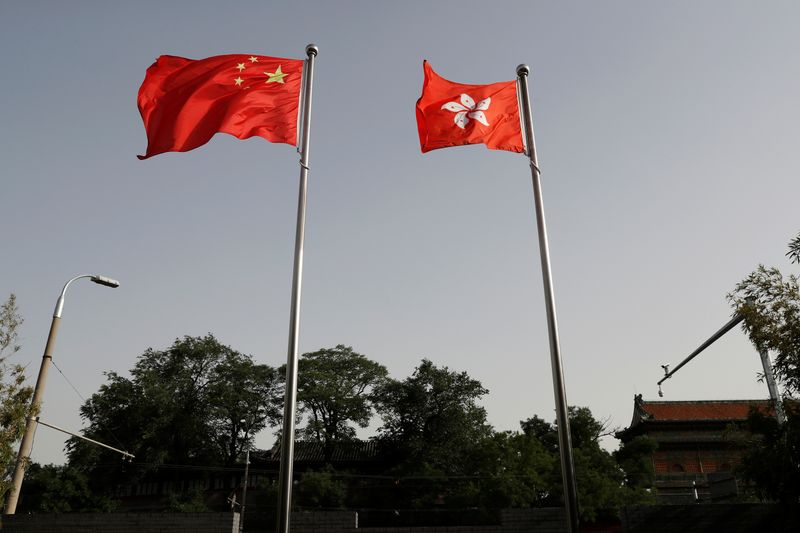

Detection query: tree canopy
(67, 334), (281, 493)
(737, 403), (800, 503)
(292, 345), (388, 458)
(728, 232), (800, 502)
(729, 265), (800, 394)
(375, 358), (492, 475)
(21, 338), (655, 520)
(0, 294), (32, 502)
(518, 407), (654, 521)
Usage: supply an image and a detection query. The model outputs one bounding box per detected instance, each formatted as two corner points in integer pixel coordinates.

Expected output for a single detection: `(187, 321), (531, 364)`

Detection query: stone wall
(243, 508), (576, 532)
(1, 512), (239, 533)
(17, 505), (799, 533)
(621, 504), (800, 533)
(0, 509), (572, 533)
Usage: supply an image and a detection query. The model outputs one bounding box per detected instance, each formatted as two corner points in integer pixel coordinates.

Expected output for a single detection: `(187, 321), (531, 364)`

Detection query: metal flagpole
(276, 43), (318, 533)
(516, 64), (580, 533)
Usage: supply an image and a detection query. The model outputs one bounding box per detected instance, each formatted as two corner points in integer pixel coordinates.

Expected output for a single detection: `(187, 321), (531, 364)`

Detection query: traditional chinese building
(616, 395), (771, 503)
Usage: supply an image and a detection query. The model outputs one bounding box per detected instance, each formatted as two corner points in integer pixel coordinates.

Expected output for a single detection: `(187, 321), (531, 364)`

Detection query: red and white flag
(415, 61), (524, 154)
(137, 54), (304, 159)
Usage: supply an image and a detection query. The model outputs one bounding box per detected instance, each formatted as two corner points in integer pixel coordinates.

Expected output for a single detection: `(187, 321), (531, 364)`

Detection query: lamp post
(3, 274), (119, 514)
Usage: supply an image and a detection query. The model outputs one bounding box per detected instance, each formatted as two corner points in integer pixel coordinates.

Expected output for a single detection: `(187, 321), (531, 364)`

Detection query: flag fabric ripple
(415, 61), (524, 154)
(137, 54), (304, 159)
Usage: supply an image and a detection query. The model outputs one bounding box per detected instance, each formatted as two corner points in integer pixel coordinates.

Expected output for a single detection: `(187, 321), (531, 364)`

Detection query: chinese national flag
(416, 61), (524, 154)
(137, 54), (304, 159)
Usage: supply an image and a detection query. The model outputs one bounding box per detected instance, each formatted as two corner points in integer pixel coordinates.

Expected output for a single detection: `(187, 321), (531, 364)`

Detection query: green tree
(729, 265), (800, 393)
(727, 233), (800, 502)
(614, 435), (658, 490)
(736, 403), (800, 503)
(68, 334), (281, 497)
(0, 294), (33, 502)
(471, 429), (556, 509)
(166, 486), (209, 512)
(16, 463), (115, 512)
(786, 233), (800, 265)
(368, 359), (492, 508)
(292, 345), (388, 460)
(375, 359), (492, 476)
(208, 356), (282, 465)
(295, 466), (347, 509)
(372, 359), (494, 511)
(522, 407), (654, 521)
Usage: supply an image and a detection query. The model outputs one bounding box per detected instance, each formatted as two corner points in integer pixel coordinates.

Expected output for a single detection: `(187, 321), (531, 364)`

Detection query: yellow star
(264, 65), (288, 84)
(234, 77), (244, 86)
(249, 56), (259, 63)
(236, 63), (246, 71)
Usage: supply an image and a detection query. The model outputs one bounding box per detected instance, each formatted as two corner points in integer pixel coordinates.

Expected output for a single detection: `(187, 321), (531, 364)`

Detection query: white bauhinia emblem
(441, 94), (490, 129)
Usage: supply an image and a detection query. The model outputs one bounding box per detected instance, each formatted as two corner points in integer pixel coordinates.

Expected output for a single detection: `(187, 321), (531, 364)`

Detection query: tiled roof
(264, 440), (380, 463)
(638, 399), (770, 422)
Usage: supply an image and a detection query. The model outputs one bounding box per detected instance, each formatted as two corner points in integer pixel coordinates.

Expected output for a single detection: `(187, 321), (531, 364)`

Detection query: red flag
(416, 61), (524, 154)
(137, 54), (304, 159)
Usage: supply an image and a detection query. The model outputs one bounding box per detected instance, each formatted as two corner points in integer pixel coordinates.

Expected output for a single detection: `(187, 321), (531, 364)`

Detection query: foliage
(292, 345), (388, 459)
(16, 463), (115, 512)
(208, 355), (282, 465)
(0, 294), (33, 502)
(471, 429), (555, 509)
(375, 359), (492, 476)
(21, 329), (660, 517)
(67, 334), (281, 498)
(368, 360), (492, 509)
(368, 403), (652, 518)
(521, 407), (655, 521)
(728, 265), (800, 394)
(614, 435), (658, 489)
(295, 466), (347, 509)
(166, 486), (209, 512)
(736, 401), (800, 503)
(727, 232), (800, 502)
(0, 294), (23, 362)
(787, 233), (800, 264)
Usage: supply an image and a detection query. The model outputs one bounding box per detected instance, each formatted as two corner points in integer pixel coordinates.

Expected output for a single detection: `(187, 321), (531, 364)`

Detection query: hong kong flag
(137, 54), (304, 159)
(415, 61), (525, 154)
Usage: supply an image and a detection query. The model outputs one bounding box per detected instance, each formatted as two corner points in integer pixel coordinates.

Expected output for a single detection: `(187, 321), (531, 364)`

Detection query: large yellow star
(264, 65), (288, 84)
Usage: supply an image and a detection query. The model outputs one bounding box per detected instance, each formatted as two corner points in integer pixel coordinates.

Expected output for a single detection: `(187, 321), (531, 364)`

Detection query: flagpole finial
(516, 64), (530, 77)
(305, 44), (319, 57)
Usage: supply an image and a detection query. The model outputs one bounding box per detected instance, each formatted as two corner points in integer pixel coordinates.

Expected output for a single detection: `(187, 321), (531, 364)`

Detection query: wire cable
(49, 358), (128, 451)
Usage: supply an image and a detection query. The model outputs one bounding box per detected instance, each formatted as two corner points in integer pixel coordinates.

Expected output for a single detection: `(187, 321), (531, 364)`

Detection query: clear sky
(2, 1), (799, 465)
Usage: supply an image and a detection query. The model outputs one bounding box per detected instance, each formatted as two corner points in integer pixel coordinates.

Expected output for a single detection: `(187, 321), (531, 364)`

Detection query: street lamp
(3, 274), (119, 514)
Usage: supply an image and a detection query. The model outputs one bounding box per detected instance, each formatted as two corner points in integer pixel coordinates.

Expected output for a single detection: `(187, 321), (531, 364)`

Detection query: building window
(671, 463), (685, 473)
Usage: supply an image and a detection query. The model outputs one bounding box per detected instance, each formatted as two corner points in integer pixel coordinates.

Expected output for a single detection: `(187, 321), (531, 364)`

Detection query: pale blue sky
(2, 1), (799, 464)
